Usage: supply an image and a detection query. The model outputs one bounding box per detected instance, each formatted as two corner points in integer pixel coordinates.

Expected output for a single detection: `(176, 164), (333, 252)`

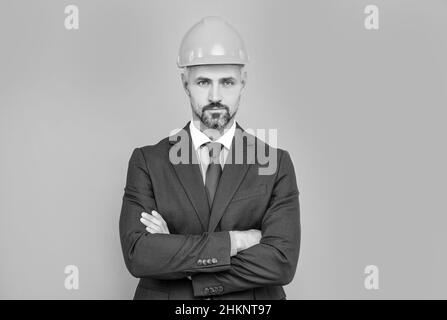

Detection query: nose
(208, 83), (222, 103)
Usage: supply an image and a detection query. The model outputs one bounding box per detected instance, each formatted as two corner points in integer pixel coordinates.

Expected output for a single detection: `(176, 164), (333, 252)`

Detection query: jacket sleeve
(190, 150), (301, 297)
(119, 147), (232, 280)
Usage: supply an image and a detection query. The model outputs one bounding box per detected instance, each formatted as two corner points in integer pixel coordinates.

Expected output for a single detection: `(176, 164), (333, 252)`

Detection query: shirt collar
(189, 118), (236, 151)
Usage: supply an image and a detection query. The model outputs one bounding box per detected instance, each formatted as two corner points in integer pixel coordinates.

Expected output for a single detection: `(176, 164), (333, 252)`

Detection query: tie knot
(203, 142), (222, 163)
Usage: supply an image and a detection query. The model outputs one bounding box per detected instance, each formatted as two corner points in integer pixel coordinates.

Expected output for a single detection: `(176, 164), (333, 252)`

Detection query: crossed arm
(140, 210), (261, 258)
(119, 147), (300, 297)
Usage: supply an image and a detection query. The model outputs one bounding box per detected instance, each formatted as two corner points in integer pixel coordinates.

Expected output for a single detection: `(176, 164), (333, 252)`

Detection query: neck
(191, 113), (234, 141)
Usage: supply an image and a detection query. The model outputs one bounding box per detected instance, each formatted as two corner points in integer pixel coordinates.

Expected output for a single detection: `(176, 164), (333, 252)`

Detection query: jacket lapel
(207, 123), (255, 232)
(169, 122), (210, 231)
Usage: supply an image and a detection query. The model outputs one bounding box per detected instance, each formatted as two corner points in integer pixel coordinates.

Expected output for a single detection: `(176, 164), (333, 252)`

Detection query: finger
(151, 210), (165, 222)
(141, 211), (154, 220)
(159, 226), (167, 234)
(140, 218), (161, 231)
(141, 212), (164, 225)
(142, 211), (164, 225)
(139, 217), (151, 227)
(141, 212), (151, 221)
(146, 226), (160, 234)
(140, 213), (163, 226)
(139, 217), (153, 228)
(147, 223), (161, 232)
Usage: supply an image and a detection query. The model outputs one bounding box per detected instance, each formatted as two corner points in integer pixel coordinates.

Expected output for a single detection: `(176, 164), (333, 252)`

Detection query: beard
(196, 102), (235, 130)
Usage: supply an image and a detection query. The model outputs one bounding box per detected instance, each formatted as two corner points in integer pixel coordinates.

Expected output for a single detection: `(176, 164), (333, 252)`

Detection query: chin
(203, 120), (224, 130)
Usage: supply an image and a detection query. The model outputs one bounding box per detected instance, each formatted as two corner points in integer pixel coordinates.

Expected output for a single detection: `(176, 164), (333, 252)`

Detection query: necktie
(203, 142), (223, 209)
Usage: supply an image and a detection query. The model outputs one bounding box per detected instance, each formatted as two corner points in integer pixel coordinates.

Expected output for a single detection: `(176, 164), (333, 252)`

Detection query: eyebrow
(194, 76), (238, 82)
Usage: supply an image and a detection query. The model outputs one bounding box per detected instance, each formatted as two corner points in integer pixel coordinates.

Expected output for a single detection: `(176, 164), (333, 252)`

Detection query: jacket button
(207, 258), (212, 265)
(209, 287), (215, 294)
(212, 258), (218, 264)
(202, 259), (208, 266)
(197, 259), (203, 265)
(218, 286), (224, 293)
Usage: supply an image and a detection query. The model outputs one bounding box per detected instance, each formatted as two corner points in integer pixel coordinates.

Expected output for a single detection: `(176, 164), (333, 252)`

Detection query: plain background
(1, 0), (446, 299)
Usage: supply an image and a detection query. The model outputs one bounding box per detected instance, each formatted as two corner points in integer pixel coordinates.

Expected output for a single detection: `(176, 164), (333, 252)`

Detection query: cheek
(189, 89), (208, 106)
(223, 91), (242, 107)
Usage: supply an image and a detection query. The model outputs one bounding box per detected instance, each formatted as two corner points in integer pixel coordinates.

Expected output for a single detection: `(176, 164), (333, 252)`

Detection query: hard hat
(177, 16), (249, 68)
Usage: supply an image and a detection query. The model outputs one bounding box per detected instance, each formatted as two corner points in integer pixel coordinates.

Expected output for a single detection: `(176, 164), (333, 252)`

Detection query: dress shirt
(189, 119), (236, 184)
(189, 119), (238, 257)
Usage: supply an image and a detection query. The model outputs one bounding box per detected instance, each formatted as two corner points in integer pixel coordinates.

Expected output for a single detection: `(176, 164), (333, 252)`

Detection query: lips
(205, 105), (227, 110)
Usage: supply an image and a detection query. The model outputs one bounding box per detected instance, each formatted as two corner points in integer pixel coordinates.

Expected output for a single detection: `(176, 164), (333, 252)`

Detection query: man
(119, 16), (300, 300)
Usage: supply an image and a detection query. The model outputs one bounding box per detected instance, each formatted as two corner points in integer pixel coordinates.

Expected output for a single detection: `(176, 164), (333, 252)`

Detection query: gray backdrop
(1, 0), (446, 299)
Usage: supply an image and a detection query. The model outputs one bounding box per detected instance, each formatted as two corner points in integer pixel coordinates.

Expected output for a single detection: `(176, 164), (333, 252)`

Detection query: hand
(230, 229), (262, 254)
(140, 210), (170, 234)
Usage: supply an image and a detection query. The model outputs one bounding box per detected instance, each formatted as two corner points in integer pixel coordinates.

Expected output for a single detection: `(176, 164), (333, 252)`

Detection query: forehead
(186, 64), (243, 79)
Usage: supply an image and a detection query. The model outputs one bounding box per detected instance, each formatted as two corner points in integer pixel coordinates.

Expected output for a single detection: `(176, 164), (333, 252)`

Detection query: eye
(223, 80), (235, 87)
(197, 80), (209, 87)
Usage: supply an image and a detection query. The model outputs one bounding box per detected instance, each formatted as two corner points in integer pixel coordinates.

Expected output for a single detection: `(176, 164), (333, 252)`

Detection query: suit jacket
(119, 121), (301, 300)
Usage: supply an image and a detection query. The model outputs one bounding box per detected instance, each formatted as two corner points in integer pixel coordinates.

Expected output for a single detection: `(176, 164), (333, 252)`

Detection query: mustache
(203, 103), (229, 112)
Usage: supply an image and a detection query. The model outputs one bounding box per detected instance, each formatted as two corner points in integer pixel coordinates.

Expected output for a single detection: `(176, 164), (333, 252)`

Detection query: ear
(181, 72), (190, 97)
(240, 69), (247, 93)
